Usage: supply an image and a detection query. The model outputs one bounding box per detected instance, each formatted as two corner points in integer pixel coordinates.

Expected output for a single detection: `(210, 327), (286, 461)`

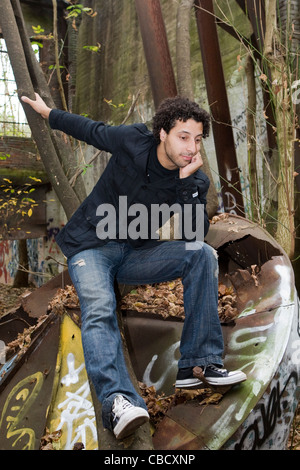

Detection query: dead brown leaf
(47, 285), (80, 316)
(251, 264), (260, 287)
(140, 381), (227, 429)
(210, 213), (229, 224)
(40, 429), (62, 450)
(5, 314), (48, 359)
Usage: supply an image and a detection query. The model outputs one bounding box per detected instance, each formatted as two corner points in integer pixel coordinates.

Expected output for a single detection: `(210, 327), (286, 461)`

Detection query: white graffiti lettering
(143, 341), (180, 390)
(292, 80), (300, 104)
(57, 353), (97, 450)
(61, 353), (85, 386)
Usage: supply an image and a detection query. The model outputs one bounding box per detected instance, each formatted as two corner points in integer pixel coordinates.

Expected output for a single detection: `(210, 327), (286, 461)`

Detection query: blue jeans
(67, 240), (224, 430)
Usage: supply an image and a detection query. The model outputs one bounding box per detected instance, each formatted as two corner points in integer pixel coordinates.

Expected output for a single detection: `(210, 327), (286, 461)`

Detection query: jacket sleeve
(49, 108), (127, 153)
(175, 170), (210, 239)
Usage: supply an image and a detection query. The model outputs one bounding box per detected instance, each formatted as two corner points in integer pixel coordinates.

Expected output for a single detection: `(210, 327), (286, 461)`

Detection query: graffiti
(215, 101), (269, 217)
(231, 108), (267, 151)
(0, 239), (43, 285)
(56, 352), (97, 450)
(0, 240), (22, 284)
(225, 313), (295, 421)
(234, 372), (298, 450)
(143, 341), (180, 391)
(0, 240), (10, 283)
(292, 80), (300, 104)
(232, 109), (247, 149)
(61, 352), (85, 386)
(0, 219), (64, 286)
(214, 173), (252, 216)
(47, 225), (61, 255)
(224, 191), (238, 214)
(27, 238), (45, 287)
(0, 372), (43, 450)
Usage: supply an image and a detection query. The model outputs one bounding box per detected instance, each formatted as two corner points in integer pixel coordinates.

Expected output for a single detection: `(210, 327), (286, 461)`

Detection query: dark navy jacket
(49, 109), (210, 258)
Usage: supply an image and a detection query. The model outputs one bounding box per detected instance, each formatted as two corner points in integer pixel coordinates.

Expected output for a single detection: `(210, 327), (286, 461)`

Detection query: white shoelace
(203, 364), (227, 373)
(112, 395), (133, 417)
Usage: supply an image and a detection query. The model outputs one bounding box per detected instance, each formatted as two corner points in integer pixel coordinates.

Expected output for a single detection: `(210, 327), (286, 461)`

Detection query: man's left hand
(179, 152), (203, 179)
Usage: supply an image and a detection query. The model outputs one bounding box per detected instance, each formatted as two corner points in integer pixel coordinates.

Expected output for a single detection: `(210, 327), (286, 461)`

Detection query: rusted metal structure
(134, 0), (297, 220)
(0, 215), (299, 450)
(194, 0), (245, 216)
(135, 0), (245, 216)
(134, 0), (178, 109)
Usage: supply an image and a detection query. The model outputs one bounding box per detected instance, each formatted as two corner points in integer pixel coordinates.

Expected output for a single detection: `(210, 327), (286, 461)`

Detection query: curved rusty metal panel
(0, 215), (299, 450)
(0, 314), (60, 450)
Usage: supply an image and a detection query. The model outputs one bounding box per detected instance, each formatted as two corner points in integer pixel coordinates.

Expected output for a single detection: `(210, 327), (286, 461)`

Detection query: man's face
(158, 119), (203, 170)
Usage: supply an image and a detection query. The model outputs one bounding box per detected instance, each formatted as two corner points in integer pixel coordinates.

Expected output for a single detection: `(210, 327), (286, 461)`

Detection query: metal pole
(135, 0), (177, 108)
(195, 0), (245, 216)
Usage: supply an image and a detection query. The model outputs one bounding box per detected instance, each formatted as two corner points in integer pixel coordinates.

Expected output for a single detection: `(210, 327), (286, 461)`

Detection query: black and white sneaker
(175, 364), (247, 388)
(175, 367), (203, 388)
(111, 395), (149, 440)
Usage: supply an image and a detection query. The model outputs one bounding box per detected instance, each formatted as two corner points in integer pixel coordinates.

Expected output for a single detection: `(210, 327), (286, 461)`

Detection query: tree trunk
(0, 0), (85, 220)
(272, 61), (295, 257)
(10, 0), (87, 205)
(176, 0), (195, 100)
(264, 0), (295, 257)
(245, 53), (260, 222)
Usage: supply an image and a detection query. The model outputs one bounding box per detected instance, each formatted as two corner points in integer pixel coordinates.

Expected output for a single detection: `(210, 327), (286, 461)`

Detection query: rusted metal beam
(135, 0), (177, 108)
(194, 0), (245, 216)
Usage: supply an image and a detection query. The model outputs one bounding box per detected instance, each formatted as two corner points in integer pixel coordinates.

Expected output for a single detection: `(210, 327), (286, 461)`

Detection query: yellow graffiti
(46, 315), (97, 450)
(0, 372), (43, 450)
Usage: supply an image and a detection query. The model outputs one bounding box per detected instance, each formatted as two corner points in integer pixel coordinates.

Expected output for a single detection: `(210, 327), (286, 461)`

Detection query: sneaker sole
(205, 371), (247, 386)
(175, 378), (203, 389)
(113, 408), (149, 440)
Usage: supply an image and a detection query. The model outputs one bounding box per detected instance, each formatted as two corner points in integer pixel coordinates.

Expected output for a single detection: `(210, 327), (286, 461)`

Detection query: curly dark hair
(152, 96), (210, 143)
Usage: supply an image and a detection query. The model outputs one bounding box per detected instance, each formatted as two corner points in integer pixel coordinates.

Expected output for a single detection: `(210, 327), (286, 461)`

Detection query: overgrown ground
(0, 282), (299, 450)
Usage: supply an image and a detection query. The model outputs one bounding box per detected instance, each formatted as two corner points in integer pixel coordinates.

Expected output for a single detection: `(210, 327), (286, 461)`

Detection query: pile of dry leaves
(47, 284), (80, 315)
(47, 278), (239, 325)
(4, 314), (49, 364)
(120, 278), (238, 324)
(139, 380), (225, 429)
(120, 279), (185, 320)
(47, 284), (81, 326)
(141, 372), (300, 448)
(2, 278), (238, 372)
(217, 283), (239, 323)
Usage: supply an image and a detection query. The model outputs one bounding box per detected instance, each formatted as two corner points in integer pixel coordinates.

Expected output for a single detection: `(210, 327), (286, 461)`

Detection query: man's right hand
(21, 92), (52, 119)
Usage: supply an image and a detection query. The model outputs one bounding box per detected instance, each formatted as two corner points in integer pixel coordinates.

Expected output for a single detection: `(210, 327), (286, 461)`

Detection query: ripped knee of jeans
(72, 258), (86, 267)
